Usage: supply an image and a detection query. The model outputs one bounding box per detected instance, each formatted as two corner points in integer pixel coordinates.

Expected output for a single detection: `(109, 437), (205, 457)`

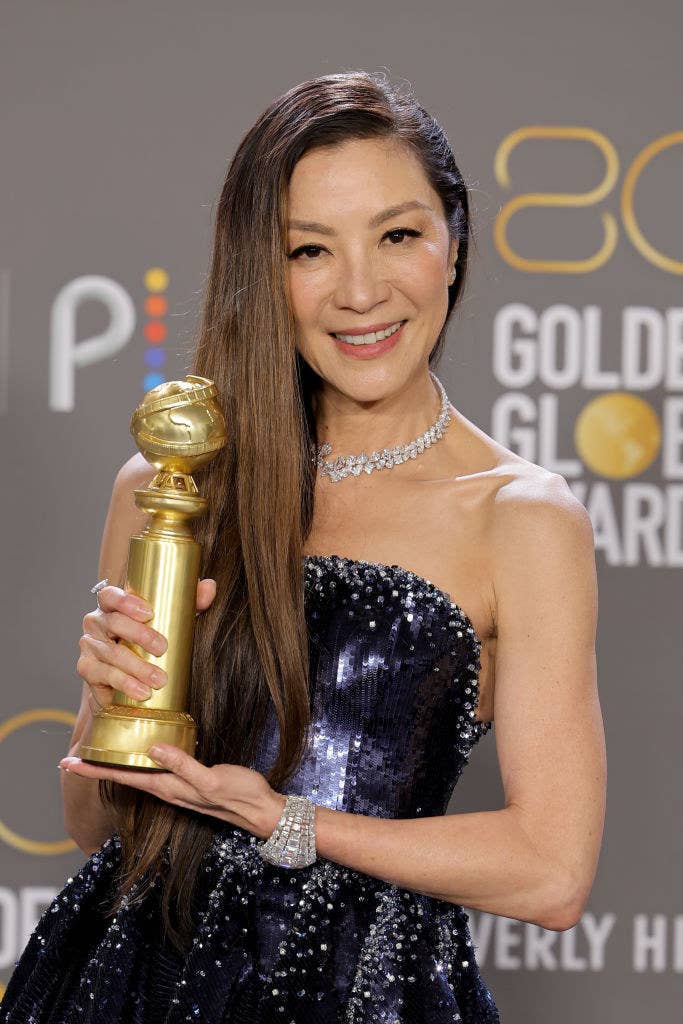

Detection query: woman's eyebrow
(288, 199), (432, 235)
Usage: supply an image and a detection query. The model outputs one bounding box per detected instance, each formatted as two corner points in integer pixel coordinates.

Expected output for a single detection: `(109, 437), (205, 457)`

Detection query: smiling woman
(1, 69), (604, 1024)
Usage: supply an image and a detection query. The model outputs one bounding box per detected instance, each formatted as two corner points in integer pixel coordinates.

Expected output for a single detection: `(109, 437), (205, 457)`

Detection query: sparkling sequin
(0, 554), (499, 1023)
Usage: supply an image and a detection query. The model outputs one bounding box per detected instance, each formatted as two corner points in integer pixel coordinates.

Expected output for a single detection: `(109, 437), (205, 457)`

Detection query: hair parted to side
(99, 69), (473, 952)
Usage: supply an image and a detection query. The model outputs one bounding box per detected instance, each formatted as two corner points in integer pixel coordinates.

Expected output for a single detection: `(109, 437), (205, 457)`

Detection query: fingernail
(133, 603), (153, 618)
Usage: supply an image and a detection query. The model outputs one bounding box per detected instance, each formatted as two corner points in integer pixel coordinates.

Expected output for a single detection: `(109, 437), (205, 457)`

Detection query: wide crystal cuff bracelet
(257, 793), (318, 868)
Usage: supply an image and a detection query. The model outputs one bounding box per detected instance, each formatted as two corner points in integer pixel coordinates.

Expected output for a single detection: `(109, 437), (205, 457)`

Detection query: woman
(1, 71), (606, 1023)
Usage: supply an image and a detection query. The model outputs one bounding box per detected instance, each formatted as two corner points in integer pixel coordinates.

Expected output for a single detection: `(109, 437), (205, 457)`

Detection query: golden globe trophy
(79, 375), (227, 771)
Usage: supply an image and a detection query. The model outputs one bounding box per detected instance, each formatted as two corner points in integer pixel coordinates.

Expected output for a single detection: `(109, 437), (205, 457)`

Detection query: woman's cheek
(289, 269), (328, 323)
(397, 251), (445, 302)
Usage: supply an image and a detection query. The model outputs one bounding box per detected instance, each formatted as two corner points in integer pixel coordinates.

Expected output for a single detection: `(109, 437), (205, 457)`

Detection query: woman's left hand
(59, 745), (287, 840)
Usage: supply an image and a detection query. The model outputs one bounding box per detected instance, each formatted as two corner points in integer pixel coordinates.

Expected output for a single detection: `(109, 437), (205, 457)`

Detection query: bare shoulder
(448, 408), (594, 556)
(110, 451), (159, 512)
(448, 407), (585, 511)
(490, 461), (595, 549)
(104, 453), (158, 542)
(97, 453), (158, 584)
(487, 460), (598, 636)
(115, 451), (158, 492)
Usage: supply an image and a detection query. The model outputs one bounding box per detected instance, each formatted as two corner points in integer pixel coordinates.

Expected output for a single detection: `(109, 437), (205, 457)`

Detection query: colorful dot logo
(143, 267), (168, 391)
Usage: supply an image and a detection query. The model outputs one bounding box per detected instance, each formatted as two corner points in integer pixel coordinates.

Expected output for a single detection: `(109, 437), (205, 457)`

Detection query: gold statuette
(79, 375), (227, 770)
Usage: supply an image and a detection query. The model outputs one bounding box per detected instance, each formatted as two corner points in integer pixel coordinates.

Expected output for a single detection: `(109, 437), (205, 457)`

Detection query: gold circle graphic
(0, 709), (78, 855)
(575, 393), (661, 479)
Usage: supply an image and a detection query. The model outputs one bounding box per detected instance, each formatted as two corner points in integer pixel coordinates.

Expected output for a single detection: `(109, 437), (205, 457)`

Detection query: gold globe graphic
(574, 393), (661, 479)
(130, 374), (227, 475)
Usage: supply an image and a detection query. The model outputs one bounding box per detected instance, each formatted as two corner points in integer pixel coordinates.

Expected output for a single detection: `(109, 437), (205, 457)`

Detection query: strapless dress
(0, 553), (500, 1023)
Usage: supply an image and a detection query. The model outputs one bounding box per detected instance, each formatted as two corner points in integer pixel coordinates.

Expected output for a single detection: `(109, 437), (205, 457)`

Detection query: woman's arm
(311, 470), (605, 932)
(61, 685), (119, 855)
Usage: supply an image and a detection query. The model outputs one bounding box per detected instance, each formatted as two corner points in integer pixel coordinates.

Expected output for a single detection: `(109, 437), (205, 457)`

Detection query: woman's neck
(312, 372), (441, 456)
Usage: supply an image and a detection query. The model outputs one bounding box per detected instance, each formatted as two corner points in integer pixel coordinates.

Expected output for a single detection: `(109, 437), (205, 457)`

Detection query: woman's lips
(329, 320), (407, 360)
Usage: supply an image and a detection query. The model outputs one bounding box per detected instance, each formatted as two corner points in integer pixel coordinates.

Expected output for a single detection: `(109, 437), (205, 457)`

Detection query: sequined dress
(1, 554), (500, 1024)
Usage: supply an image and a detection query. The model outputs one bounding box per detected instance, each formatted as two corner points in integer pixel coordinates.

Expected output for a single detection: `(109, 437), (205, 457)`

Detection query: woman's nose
(332, 254), (391, 312)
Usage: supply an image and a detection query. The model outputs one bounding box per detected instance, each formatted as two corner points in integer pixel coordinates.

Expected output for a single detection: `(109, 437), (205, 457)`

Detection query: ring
(91, 578), (109, 612)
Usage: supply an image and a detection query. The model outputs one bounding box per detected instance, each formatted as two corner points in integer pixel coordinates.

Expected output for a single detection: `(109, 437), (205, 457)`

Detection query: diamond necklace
(310, 371), (452, 483)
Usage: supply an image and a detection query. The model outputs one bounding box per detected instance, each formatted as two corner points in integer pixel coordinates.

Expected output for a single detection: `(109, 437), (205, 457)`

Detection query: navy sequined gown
(1, 554), (500, 1023)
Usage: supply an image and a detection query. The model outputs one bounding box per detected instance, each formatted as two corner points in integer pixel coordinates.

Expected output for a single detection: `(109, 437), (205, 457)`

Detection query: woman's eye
(288, 244), (325, 260)
(384, 228), (421, 244)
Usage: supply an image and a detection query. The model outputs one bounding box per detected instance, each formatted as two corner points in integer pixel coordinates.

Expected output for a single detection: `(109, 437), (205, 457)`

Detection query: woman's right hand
(77, 578), (217, 710)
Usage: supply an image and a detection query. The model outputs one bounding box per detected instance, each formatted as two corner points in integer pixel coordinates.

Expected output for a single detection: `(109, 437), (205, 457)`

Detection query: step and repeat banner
(1, 1), (680, 1019)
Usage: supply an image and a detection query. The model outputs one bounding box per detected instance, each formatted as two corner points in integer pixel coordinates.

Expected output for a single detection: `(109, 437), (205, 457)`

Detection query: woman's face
(286, 136), (458, 400)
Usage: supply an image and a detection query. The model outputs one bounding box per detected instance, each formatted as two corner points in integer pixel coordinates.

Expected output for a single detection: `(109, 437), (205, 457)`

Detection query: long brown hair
(100, 69), (473, 952)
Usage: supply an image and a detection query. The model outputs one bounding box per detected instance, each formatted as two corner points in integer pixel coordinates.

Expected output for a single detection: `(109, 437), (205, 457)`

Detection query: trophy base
(79, 705), (198, 771)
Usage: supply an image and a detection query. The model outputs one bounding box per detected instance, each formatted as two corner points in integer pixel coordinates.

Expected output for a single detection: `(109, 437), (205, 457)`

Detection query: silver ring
(91, 578), (109, 611)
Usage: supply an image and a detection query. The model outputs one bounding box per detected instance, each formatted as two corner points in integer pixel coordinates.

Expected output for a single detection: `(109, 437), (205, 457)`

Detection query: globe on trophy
(79, 375), (227, 770)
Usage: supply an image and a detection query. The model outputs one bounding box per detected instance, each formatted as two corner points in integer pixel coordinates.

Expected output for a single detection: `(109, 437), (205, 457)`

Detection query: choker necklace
(310, 370), (452, 483)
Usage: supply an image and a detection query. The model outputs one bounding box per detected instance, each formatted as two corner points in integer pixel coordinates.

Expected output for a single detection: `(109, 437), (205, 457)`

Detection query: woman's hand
(77, 578), (217, 709)
(59, 744), (287, 841)
(70, 578), (287, 841)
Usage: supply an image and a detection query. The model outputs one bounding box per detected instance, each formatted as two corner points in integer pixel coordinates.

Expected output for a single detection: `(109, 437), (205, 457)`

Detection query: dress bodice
(250, 553), (492, 818)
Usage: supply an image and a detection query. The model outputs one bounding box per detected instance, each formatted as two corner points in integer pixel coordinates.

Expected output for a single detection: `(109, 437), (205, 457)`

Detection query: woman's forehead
(287, 140), (436, 220)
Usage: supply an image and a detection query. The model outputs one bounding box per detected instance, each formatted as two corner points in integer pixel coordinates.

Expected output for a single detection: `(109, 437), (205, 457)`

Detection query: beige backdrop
(1, 0), (681, 1018)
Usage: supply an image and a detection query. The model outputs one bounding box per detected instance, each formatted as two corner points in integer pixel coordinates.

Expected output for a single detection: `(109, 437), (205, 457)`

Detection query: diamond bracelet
(257, 793), (318, 868)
